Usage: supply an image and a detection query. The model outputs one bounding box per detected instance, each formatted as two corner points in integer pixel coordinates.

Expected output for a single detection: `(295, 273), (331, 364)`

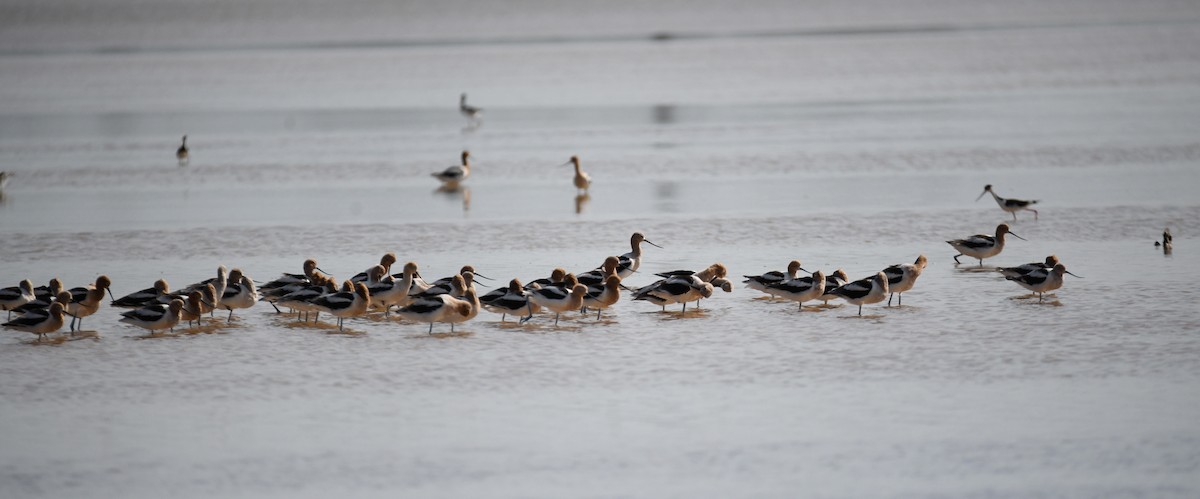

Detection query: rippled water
(2, 1), (1200, 497)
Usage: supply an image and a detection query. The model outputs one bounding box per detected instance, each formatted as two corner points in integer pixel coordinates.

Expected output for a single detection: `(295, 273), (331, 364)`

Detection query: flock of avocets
(4, 207), (1079, 341)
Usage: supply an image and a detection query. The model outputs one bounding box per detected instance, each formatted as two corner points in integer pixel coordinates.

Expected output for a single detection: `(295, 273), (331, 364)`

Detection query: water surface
(2, 1), (1199, 497)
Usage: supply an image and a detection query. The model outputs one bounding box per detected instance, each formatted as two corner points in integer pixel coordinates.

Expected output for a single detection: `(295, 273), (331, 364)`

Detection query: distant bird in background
(0, 171), (9, 189)
(432, 150), (472, 185)
(1156, 227), (1173, 254)
(977, 184), (1037, 221)
(176, 135), (189, 166)
(562, 155), (591, 193)
(460, 93), (482, 124)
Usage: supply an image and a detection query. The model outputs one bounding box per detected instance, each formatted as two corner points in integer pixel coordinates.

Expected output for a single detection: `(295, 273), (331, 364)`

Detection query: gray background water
(1, 1), (1199, 497)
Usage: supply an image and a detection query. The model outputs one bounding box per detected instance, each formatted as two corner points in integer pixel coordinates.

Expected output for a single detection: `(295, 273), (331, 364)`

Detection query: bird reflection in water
(434, 184), (470, 214)
(575, 192), (590, 214)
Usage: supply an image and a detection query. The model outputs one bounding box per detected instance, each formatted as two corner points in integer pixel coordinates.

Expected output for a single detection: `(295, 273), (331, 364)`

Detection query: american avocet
(882, 254), (928, 306)
(743, 260), (807, 296)
(616, 232), (662, 278)
(13, 291), (72, 320)
(526, 268), (568, 290)
(578, 257), (620, 288)
(219, 273), (258, 320)
(977, 184), (1038, 221)
(582, 275), (622, 319)
(261, 259), (324, 292)
(1007, 263), (1081, 302)
(442, 288), (480, 329)
(997, 255), (1060, 279)
(692, 263), (731, 306)
(427, 265), (490, 290)
(14, 288), (70, 317)
(830, 272), (889, 316)
(553, 273), (579, 291)
(645, 263), (728, 308)
(191, 284), (219, 324)
(277, 280), (338, 322)
(349, 262), (388, 288)
(432, 150), (472, 185)
(120, 299), (185, 334)
(482, 279), (541, 321)
(3, 302), (68, 341)
(696, 263), (729, 283)
(313, 281), (371, 331)
(769, 270), (826, 311)
(460, 93), (482, 123)
(632, 275), (714, 312)
(653, 263), (727, 282)
(818, 269), (850, 306)
(181, 291), (213, 327)
(176, 135), (189, 166)
(711, 277), (734, 293)
(417, 270), (482, 300)
(33, 278), (64, 303)
(0, 279), (35, 320)
(947, 223), (1025, 265)
(562, 156), (591, 193)
(522, 284), (588, 325)
(396, 293), (474, 334)
(66, 275), (113, 331)
(112, 279), (171, 308)
(260, 268), (327, 310)
(369, 262), (418, 316)
(181, 266), (229, 310)
(353, 253), (398, 283)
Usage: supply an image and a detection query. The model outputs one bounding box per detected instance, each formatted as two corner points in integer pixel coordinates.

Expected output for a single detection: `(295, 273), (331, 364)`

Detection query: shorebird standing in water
(831, 272), (889, 316)
(977, 184), (1038, 221)
(947, 223), (1025, 266)
(432, 150), (472, 185)
(743, 260), (807, 297)
(997, 255), (1060, 279)
(66, 275), (113, 331)
(3, 302), (69, 341)
(881, 254), (927, 306)
(562, 156), (591, 193)
(769, 270), (826, 311)
(459, 93), (482, 125)
(0, 279), (36, 320)
(1006, 263), (1081, 303)
(614, 232), (663, 278)
(523, 284), (588, 325)
(176, 135), (189, 166)
(397, 281), (475, 334)
(120, 299), (185, 334)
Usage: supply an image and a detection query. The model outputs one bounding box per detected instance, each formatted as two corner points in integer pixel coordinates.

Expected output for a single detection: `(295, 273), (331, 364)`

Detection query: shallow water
(2, 1), (1200, 497)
